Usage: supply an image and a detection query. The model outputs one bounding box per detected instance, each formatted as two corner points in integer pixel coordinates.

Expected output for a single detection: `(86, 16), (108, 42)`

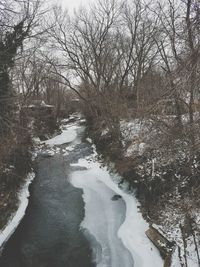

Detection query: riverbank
(0, 115), (164, 266)
(0, 145), (33, 253)
(0, 117), (95, 267)
(0, 172), (35, 252)
(0, 115), (59, 253)
(86, 117), (200, 267)
(70, 153), (163, 266)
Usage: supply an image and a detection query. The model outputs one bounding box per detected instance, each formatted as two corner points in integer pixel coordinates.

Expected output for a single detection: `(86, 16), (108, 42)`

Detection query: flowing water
(0, 118), (135, 267)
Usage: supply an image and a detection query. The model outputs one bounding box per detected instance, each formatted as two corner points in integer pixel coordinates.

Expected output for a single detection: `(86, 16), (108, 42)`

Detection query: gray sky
(58, 0), (92, 11)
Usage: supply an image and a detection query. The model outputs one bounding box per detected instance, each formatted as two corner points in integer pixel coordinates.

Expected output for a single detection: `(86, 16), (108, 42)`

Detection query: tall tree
(0, 0), (44, 135)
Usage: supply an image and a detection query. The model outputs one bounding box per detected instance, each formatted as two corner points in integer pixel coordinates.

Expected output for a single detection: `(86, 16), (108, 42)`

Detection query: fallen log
(146, 225), (176, 267)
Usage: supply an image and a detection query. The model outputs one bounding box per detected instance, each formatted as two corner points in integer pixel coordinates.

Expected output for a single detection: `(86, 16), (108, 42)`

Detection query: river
(0, 115), (163, 267)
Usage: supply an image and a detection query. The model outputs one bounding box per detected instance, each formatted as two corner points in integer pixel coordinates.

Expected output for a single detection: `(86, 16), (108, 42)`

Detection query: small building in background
(20, 100), (56, 138)
(24, 100), (55, 116)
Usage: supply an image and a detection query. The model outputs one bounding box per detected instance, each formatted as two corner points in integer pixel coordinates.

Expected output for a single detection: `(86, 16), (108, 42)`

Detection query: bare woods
(48, 1), (200, 263)
(50, 0), (199, 156)
(0, 0), (199, 263)
(0, 0), (49, 230)
(49, 0), (200, 202)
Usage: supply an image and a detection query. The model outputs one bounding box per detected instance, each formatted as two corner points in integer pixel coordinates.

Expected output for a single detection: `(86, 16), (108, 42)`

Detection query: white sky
(58, 0), (92, 11)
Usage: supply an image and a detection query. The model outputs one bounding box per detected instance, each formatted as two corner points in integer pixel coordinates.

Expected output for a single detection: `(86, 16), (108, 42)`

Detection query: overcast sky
(58, 0), (92, 11)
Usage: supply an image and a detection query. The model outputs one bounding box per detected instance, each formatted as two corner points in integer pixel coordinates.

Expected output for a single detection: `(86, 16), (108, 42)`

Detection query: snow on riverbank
(33, 119), (84, 159)
(0, 172), (35, 250)
(70, 155), (163, 267)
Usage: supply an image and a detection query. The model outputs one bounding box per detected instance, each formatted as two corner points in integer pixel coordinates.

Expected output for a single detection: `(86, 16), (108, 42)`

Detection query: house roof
(27, 100), (54, 108)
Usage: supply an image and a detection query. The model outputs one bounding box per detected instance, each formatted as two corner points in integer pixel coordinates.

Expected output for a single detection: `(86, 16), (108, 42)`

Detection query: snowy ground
(154, 211), (200, 267)
(118, 118), (200, 267)
(0, 172), (35, 252)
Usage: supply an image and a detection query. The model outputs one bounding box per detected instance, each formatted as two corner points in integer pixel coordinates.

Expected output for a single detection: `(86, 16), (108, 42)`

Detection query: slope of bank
(87, 117), (200, 267)
(0, 117), (94, 267)
(0, 114), (61, 252)
(0, 172), (35, 252)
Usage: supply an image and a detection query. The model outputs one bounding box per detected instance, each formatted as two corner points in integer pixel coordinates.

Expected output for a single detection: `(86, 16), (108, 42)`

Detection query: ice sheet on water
(70, 158), (163, 267)
(45, 128), (77, 146)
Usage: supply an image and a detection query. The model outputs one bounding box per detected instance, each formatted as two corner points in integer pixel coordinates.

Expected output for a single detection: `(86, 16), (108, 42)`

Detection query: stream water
(0, 116), (163, 267)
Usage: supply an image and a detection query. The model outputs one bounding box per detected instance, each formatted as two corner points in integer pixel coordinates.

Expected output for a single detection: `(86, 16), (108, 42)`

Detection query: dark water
(0, 128), (95, 267)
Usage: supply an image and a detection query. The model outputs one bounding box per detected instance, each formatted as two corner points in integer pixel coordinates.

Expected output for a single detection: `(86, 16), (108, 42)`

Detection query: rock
(111, 195), (122, 201)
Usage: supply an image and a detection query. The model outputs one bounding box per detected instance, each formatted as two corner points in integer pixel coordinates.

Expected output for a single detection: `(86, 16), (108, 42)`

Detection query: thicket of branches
(0, 1), (199, 262)
(0, 0), (50, 190)
(0, 0), (199, 191)
(48, 0), (199, 154)
(44, 0), (200, 218)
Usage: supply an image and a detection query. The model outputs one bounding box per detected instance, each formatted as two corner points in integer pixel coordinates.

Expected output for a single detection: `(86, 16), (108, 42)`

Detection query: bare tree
(184, 0), (200, 157)
(151, 0), (200, 161)
(121, 0), (159, 114)
(48, 0), (160, 147)
(49, 0), (125, 143)
(13, 42), (52, 103)
(0, 0), (46, 135)
(150, 0), (186, 129)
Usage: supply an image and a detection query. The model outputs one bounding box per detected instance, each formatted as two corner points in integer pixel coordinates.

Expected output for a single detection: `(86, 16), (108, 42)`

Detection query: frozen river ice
(0, 115), (163, 267)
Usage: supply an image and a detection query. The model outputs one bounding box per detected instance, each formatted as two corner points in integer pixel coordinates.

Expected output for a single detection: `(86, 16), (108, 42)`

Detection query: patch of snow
(152, 158), (156, 178)
(125, 140), (146, 157)
(120, 119), (151, 157)
(60, 118), (70, 124)
(139, 142), (146, 155)
(32, 137), (41, 144)
(38, 148), (56, 157)
(120, 119), (144, 142)
(65, 146), (75, 152)
(186, 239), (200, 267)
(154, 207), (200, 267)
(171, 246), (189, 267)
(101, 128), (109, 136)
(40, 101), (54, 108)
(27, 104), (35, 108)
(0, 172), (35, 250)
(86, 138), (92, 143)
(70, 156), (163, 267)
(125, 143), (139, 157)
(63, 151), (69, 156)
